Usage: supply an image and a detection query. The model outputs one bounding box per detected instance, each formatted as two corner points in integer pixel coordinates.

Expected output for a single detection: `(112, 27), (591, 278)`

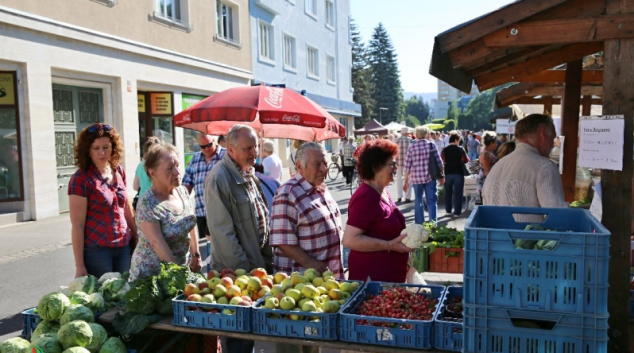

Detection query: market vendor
(482, 114), (567, 212)
(129, 141), (200, 281)
(343, 139), (412, 283)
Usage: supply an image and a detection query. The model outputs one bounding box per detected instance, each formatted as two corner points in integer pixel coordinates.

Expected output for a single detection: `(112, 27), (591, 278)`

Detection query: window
(305, 0), (317, 18)
(217, 0), (236, 42)
(156, 0), (182, 22)
(283, 34), (297, 70)
(325, 0), (334, 28)
(327, 55), (336, 83)
(258, 21), (274, 62)
(307, 46), (319, 78)
(0, 71), (24, 202)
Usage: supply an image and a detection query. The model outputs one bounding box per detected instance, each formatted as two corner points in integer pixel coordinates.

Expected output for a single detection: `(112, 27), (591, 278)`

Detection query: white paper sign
(496, 119), (517, 134)
(578, 115), (624, 171)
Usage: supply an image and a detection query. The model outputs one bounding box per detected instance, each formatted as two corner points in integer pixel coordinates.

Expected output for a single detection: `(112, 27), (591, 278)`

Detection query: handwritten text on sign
(578, 115), (624, 171)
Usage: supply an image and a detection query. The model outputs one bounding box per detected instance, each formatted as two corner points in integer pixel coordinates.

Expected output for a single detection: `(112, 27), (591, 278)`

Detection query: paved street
(0, 169), (468, 344)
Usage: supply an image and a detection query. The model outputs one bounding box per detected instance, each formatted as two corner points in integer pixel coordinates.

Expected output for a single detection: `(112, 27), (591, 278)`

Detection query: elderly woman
(343, 139), (413, 283)
(130, 141), (200, 280)
(261, 139), (282, 182)
(69, 123), (137, 278)
(477, 131), (499, 203)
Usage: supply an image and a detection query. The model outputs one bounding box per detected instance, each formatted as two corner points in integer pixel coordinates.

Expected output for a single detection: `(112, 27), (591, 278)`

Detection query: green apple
(279, 296), (296, 310)
(324, 279), (339, 291)
(290, 274), (308, 286)
(322, 270), (335, 281)
(339, 299), (347, 305)
(247, 277), (262, 292)
(312, 277), (325, 287)
(341, 291), (351, 299)
(213, 284), (227, 299)
(216, 296), (229, 305)
(229, 297), (242, 305)
(234, 269), (247, 276)
(301, 301), (317, 312)
(313, 296), (325, 308)
(207, 277), (222, 290)
(281, 278), (292, 291)
(199, 287), (211, 296)
(339, 282), (354, 293)
(235, 277), (248, 291)
(264, 297), (280, 309)
(351, 281), (361, 289)
(317, 286), (328, 295)
(226, 285), (242, 299)
(294, 283), (306, 292)
(301, 284), (320, 299)
(201, 294), (216, 312)
(274, 272), (288, 284)
(222, 308), (235, 315)
(320, 294), (330, 302)
(322, 300), (341, 313)
(298, 298), (312, 309)
(289, 308), (303, 320)
(303, 268), (319, 281)
(329, 288), (344, 300)
(270, 284), (284, 296)
(285, 289), (302, 302)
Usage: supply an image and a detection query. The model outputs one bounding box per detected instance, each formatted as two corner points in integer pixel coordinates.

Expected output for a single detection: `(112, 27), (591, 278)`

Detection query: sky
(350, 0), (513, 94)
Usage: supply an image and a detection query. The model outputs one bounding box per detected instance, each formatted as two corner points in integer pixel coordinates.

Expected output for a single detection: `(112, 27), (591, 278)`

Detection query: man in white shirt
(261, 139), (283, 182)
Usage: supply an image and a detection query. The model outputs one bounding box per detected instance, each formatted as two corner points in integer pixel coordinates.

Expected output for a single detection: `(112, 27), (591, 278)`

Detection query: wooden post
(581, 95), (592, 116)
(560, 60), (582, 202)
(603, 1), (634, 351)
(543, 96), (553, 115)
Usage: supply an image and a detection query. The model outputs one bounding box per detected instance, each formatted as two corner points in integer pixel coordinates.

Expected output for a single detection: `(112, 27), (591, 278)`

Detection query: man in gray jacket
(204, 124), (274, 273)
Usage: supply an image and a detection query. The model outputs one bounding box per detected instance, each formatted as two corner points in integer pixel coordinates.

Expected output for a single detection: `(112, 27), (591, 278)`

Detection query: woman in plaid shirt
(69, 124), (137, 278)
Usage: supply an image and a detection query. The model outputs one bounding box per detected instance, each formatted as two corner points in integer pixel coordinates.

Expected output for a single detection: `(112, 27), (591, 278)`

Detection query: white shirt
(263, 154), (283, 181)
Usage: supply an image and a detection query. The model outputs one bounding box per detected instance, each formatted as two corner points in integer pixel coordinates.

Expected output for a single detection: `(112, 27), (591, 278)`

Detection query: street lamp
(379, 107), (388, 124)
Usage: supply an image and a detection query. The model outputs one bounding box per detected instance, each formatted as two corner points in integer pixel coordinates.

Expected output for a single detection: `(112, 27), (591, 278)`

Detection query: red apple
(220, 268), (235, 278)
(184, 283), (199, 297)
(261, 277), (274, 289)
(207, 269), (220, 279)
(220, 277), (234, 289)
(251, 268), (267, 279)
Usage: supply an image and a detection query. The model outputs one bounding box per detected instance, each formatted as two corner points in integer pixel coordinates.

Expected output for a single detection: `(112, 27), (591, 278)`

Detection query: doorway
(137, 91), (174, 157)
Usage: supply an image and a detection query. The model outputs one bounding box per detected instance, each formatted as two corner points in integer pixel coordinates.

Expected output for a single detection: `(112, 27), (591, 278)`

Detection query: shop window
(0, 72), (23, 201)
(216, 0), (240, 45)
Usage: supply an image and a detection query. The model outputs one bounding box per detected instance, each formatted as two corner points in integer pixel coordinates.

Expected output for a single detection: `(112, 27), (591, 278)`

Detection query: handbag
(428, 143), (444, 180)
(466, 159), (483, 175)
(462, 163), (471, 176)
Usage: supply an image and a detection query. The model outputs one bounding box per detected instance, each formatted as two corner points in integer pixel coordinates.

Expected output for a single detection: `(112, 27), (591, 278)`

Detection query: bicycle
(349, 159), (360, 195)
(328, 154), (342, 180)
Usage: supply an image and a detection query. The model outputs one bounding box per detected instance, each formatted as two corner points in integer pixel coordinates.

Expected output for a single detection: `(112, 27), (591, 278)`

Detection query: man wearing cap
(394, 127), (413, 202)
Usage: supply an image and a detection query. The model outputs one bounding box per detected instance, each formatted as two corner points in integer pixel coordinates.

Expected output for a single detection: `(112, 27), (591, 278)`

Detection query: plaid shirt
(183, 148), (226, 217)
(404, 139), (444, 185)
(394, 135), (412, 166)
(342, 143), (356, 167)
(236, 161), (270, 247)
(68, 164), (131, 247)
(269, 174), (343, 279)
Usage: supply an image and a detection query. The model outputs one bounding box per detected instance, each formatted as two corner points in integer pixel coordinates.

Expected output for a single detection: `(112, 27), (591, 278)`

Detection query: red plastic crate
(430, 248), (464, 273)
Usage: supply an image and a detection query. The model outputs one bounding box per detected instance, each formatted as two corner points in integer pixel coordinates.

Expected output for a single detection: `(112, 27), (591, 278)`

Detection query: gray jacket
(203, 153), (273, 272)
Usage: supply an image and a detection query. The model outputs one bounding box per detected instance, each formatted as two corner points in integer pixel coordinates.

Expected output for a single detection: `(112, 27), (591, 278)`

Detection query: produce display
(353, 287), (439, 329)
(411, 223), (464, 273)
(513, 224), (560, 250)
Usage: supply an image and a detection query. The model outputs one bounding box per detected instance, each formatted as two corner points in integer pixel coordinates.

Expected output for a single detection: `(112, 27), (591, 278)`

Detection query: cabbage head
(87, 293), (105, 313)
(68, 276), (99, 295)
(97, 272), (121, 284)
(62, 348), (91, 353)
(37, 292), (71, 321)
(0, 337), (30, 353)
(28, 333), (63, 353)
(59, 286), (74, 298)
(69, 292), (91, 307)
(99, 278), (128, 302)
(60, 305), (94, 326)
(57, 320), (93, 349)
(31, 320), (60, 341)
(85, 323), (108, 353)
(97, 337), (126, 353)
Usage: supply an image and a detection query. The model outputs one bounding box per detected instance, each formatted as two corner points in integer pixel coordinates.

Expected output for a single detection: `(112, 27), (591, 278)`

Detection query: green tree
(406, 114), (421, 128)
(368, 23), (404, 124)
(405, 96), (429, 124)
(464, 86), (506, 130)
(350, 18), (375, 128)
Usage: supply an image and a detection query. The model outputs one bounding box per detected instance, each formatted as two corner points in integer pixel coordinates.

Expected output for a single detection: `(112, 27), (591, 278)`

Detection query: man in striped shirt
(394, 127), (413, 202)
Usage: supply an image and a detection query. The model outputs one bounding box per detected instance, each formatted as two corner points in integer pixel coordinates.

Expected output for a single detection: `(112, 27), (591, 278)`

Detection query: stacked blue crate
(463, 206), (610, 353)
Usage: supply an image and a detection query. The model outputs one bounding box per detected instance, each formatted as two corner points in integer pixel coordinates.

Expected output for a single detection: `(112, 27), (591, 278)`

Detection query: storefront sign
(137, 94), (145, 113)
(0, 73), (16, 105)
(150, 93), (172, 115)
(578, 115), (624, 171)
(182, 94), (208, 110)
(495, 119), (516, 134)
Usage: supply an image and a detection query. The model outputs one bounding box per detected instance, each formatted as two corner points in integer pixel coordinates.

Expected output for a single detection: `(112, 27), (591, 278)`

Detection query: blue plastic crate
(434, 286), (463, 352)
(339, 282), (445, 350)
(464, 206), (610, 315)
(21, 308), (41, 339)
(463, 304), (609, 353)
(251, 280), (364, 341)
(172, 294), (251, 332)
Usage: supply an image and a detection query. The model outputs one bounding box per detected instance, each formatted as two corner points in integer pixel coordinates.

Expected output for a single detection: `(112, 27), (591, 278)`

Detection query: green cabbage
(37, 292), (71, 321)
(57, 320), (93, 349)
(97, 337), (126, 353)
(68, 276), (99, 295)
(69, 292), (91, 307)
(28, 333), (63, 353)
(31, 320), (60, 341)
(62, 348), (91, 353)
(85, 323), (108, 353)
(87, 293), (105, 313)
(60, 305), (95, 326)
(0, 337), (30, 353)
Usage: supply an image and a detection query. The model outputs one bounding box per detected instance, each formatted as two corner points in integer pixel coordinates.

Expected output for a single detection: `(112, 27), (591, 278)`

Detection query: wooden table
(99, 309), (446, 353)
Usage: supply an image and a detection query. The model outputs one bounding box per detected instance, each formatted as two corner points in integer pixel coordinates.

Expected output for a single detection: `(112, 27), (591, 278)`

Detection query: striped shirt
(404, 139), (444, 185)
(394, 135), (412, 166)
(182, 148), (225, 217)
(342, 143), (356, 167)
(269, 174), (343, 279)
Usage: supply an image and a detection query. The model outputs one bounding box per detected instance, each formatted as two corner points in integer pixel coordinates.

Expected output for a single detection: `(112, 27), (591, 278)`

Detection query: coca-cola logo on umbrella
(174, 113), (191, 125)
(282, 114), (301, 123)
(263, 87), (284, 109)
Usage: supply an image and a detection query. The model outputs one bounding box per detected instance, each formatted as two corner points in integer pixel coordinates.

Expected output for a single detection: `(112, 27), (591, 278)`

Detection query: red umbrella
(173, 85), (346, 142)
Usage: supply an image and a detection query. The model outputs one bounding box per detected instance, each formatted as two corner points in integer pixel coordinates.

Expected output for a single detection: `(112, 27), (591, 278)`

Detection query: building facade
(0, 0), (252, 224)
(249, 0), (361, 164)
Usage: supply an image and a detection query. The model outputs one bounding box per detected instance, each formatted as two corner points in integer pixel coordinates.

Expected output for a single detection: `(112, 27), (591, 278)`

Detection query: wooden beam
(603, 1), (634, 352)
(496, 84), (604, 107)
(437, 0), (568, 52)
(483, 15), (634, 47)
(475, 42), (604, 90)
(581, 95), (592, 115)
(560, 60), (582, 203)
(519, 70), (603, 84)
(496, 96), (603, 107)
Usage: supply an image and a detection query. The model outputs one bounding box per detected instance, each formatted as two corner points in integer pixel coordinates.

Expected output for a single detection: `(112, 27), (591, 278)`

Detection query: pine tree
(350, 18), (375, 129)
(368, 23), (404, 125)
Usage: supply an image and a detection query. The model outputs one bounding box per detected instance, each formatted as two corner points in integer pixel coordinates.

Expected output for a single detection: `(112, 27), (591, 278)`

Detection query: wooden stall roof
(429, 0), (607, 93)
(495, 82), (603, 107)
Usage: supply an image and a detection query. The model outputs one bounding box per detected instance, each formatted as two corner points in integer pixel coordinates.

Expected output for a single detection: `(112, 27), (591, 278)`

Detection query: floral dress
(476, 151), (497, 204)
(130, 186), (196, 280)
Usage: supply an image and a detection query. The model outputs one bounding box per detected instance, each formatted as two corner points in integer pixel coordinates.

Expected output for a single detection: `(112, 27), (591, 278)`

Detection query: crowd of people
(66, 114), (565, 352)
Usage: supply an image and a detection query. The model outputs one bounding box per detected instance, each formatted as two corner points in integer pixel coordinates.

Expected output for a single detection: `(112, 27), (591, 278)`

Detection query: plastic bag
(406, 257), (427, 285)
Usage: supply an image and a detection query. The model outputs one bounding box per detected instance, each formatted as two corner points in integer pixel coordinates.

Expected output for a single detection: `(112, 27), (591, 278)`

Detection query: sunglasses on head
(199, 142), (214, 149)
(87, 124), (112, 133)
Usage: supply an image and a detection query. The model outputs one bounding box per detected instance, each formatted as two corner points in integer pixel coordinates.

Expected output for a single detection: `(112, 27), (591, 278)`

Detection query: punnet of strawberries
(354, 287), (438, 330)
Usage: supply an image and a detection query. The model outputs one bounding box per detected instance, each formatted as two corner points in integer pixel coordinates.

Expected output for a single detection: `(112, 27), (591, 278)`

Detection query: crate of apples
(171, 267), (273, 332)
(252, 269), (362, 341)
